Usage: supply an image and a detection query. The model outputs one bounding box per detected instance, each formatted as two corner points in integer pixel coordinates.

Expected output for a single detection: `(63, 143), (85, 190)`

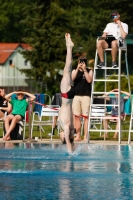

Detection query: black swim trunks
(61, 86), (75, 99)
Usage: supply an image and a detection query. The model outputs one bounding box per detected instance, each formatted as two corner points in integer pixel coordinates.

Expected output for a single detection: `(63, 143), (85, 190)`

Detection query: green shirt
(11, 99), (28, 117)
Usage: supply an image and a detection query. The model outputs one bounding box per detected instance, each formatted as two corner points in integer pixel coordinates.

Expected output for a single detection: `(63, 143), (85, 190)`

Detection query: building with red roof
(0, 43), (33, 92)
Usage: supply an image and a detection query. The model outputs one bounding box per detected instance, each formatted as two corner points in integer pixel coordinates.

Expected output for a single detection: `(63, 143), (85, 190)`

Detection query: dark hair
(17, 90), (24, 92)
(61, 133), (74, 145)
(78, 56), (87, 65)
(110, 11), (119, 16)
(0, 87), (4, 90)
(62, 138), (66, 144)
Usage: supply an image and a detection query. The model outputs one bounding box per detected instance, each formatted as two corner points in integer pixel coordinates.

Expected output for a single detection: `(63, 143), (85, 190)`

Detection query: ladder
(128, 95), (133, 144)
(88, 38), (131, 144)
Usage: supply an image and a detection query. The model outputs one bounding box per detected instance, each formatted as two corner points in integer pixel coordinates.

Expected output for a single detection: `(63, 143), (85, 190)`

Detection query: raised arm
(83, 69), (93, 83)
(20, 91), (35, 101)
(5, 91), (35, 102)
(5, 91), (17, 101)
(121, 90), (130, 99)
(117, 20), (128, 39)
(103, 92), (110, 101)
(72, 64), (80, 81)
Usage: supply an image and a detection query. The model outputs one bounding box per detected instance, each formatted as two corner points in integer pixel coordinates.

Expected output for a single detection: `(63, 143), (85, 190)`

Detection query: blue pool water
(0, 143), (133, 200)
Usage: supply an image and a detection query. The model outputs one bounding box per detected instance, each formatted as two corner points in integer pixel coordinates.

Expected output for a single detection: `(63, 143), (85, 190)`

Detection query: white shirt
(103, 22), (128, 39)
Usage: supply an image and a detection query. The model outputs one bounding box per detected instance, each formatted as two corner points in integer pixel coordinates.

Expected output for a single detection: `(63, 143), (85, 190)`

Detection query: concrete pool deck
(0, 138), (132, 145)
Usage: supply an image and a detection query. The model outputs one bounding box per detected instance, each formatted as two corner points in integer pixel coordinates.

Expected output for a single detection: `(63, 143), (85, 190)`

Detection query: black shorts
(105, 36), (116, 48)
(12, 114), (24, 120)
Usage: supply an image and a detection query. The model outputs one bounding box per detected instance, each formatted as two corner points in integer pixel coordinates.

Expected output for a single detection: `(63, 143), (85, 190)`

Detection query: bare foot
(6, 136), (11, 141)
(113, 132), (118, 138)
(113, 135), (117, 139)
(3, 136), (7, 141)
(101, 134), (108, 138)
(74, 137), (81, 142)
(3, 136), (11, 141)
(65, 33), (74, 47)
(83, 139), (88, 142)
(3, 134), (11, 141)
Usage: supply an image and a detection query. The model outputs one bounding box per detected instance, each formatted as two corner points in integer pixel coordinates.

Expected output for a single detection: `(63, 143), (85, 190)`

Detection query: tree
(21, 0), (80, 95)
(20, 0), (133, 95)
(0, 0), (36, 42)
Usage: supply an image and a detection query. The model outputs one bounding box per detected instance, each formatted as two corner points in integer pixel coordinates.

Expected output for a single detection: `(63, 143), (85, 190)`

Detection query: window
(9, 59), (13, 65)
(24, 60), (28, 66)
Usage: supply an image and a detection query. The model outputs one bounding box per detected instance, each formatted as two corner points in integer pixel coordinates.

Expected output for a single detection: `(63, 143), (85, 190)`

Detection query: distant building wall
(0, 47), (36, 93)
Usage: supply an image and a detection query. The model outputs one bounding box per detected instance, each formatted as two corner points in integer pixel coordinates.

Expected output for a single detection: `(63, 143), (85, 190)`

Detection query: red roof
(0, 43), (31, 64)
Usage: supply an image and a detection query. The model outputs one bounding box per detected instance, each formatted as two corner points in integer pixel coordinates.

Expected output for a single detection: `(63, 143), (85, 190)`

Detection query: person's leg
(0, 111), (5, 119)
(111, 40), (118, 62)
(113, 116), (123, 138)
(3, 115), (22, 140)
(73, 96), (82, 141)
(83, 117), (88, 142)
(97, 40), (108, 62)
(51, 116), (58, 135)
(74, 115), (81, 141)
(60, 33), (74, 93)
(80, 96), (90, 141)
(113, 119), (118, 138)
(102, 119), (108, 137)
(4, 114), (14, 135)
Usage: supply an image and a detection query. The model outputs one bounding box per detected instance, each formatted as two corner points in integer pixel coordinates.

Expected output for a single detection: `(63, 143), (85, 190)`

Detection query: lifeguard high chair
(128, 95), (133, 144)
(88, 36), (131, 144)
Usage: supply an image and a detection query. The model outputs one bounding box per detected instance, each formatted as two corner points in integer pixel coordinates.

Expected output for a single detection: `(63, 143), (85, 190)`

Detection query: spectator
(3, 90), (35, 141)
(59, 33), (75, 153)
(0, 87), (12, 119)
(97, 10), (128, 68)
(103, 88), (130, 138)
(72, 56), (93, 142)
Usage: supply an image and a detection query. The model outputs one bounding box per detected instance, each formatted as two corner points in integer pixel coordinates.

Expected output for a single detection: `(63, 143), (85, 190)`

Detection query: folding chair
(81, 97), (105, 137)
(90, 105), (105, 136)
(51, 93), (62, 135)
(22, 111), (29, 140)
(31, 105), (60, 141)
(33, 93), (52, 133)
(107, 96), (131, 137)
(90, 98), (106, 136)
(0, 112), (7, 137)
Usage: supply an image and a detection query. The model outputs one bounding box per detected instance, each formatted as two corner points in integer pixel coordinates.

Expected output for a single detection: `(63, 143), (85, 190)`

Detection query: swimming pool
(0, 143), (133, 200)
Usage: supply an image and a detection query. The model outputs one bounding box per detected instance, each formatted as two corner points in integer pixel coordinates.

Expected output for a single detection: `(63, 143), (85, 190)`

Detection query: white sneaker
(48, 133), (54, 136)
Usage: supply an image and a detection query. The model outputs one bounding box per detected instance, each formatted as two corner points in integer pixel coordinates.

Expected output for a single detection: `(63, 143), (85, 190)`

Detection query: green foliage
(0, 0), (133, 94)
(94, 75), (133, 92)
(0, 0), (36, 42)
(20, 0), (81, 95)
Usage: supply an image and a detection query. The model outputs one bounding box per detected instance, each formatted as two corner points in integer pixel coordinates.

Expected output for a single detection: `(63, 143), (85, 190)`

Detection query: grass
(0, 115), (132, 141)
(0, 123), (131, 141)
(0, 124), (60, 140)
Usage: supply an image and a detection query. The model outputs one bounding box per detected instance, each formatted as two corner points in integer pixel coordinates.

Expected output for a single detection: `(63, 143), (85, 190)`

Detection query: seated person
(0, 87), (12, 119)
(3, 90), (35, 141)
(103, 88), (130, 138)
(97, 11), (128, 68)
